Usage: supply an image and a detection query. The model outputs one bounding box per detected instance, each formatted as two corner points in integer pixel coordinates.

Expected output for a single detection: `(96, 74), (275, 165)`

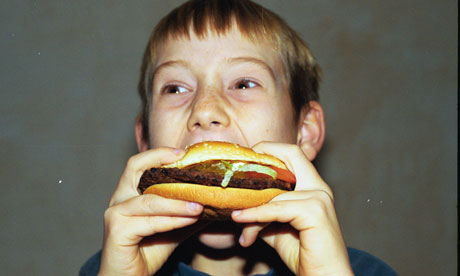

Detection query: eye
(233, 79), (259, 90)
(162, 84), (189, 94)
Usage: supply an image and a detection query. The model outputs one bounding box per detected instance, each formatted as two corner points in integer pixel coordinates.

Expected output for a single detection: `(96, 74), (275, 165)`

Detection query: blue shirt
(80, 247), (398, 275)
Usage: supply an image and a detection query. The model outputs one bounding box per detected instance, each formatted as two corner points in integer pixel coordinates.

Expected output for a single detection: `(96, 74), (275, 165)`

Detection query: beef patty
(138, 167), (295, 194)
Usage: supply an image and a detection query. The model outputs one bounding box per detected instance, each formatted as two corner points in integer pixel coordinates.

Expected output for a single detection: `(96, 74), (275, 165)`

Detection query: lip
(180, 135), (247, 149)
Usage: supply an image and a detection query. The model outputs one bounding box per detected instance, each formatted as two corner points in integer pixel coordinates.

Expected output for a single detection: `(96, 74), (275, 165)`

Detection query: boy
(81, 0), (397, 275)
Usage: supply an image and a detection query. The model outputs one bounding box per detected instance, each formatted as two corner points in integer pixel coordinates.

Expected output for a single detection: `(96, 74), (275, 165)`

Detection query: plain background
(0, 0), (456, 275)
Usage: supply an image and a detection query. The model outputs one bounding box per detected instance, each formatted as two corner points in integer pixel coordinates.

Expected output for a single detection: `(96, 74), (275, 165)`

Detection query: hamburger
(138, 141), (296, 220)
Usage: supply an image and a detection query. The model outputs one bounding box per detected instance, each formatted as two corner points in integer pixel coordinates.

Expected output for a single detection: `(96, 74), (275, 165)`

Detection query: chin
(196, 222), (241, 250)
(197, 232), (238, 249)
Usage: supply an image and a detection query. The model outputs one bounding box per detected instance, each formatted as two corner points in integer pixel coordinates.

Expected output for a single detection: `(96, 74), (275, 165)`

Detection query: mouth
(180, 136), (247, 149)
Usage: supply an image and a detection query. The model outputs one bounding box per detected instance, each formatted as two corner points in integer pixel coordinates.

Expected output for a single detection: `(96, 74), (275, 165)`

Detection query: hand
(232, 142), (354, 276)
(98, 148), (204, 276)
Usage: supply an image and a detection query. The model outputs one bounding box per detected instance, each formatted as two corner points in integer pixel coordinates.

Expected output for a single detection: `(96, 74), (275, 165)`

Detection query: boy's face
(144, 27), (300, 248)
(147, 27), (298, 150)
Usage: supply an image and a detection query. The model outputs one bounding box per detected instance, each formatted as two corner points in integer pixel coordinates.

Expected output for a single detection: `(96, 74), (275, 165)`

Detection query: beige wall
(0, 1), (456, 275)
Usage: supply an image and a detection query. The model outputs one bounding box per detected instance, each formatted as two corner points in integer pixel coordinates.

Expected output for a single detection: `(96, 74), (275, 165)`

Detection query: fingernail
(239, 234), (245, 245)
(174, 148), (184, 155)
(232, 210), (242, 217)
(187, 202), (200, 212)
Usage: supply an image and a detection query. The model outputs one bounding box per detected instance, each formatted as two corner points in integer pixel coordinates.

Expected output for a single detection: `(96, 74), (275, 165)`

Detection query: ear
(135, 114), (149, 153)
(296, 101), (326, 161)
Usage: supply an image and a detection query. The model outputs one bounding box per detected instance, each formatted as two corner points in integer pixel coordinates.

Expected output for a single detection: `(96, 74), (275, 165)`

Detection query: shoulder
(78, 248), (398, 276)
(347, 247), (398, 276)
(79, 250), (101, 276)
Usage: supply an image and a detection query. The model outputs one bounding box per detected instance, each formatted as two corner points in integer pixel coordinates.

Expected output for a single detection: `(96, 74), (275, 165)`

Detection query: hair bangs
(151, 0), (282, 52)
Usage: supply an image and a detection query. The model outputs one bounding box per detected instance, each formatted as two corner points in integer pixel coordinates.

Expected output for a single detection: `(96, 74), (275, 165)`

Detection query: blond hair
(138, 0), (321, 140)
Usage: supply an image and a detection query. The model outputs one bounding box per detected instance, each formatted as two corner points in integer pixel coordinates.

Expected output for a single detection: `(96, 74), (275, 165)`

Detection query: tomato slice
(271, 166), (296, 183)
(245, 166), (296, 183)
(245, 171), (272, 179)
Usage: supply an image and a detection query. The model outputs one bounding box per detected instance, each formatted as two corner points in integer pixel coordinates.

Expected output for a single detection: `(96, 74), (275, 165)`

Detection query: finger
(118, 216), (200, 244)
(104, 196), (204, 247)
(232, 195), (334, 230)
(271, 190), (333, 204)
(110, 147), (185, 205)
(142, 220), (210, 247)
(237, 222), (269, 247)
(111, 194), (203, 217)
(125, 147), (185, 174)
(258, 223), (298, 250)
(252, 142), (332, 197)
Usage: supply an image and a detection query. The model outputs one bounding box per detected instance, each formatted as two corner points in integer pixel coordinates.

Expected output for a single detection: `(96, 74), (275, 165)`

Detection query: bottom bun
(143, 183), (287, 220)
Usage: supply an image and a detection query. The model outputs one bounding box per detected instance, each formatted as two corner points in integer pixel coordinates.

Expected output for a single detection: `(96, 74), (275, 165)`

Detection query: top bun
(163, 141), (288, 170)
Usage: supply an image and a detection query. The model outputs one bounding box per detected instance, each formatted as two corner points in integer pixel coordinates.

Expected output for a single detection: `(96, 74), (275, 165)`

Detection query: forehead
(152, 27), (286, 77)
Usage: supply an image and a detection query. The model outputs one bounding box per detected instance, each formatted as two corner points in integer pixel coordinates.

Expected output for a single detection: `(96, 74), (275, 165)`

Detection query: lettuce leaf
(219, 161), (277, 187)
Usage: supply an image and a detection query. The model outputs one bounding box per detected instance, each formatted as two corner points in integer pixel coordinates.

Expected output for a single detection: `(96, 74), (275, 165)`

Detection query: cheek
(148, 108), (185, 148)
(235, 99), (297, 144)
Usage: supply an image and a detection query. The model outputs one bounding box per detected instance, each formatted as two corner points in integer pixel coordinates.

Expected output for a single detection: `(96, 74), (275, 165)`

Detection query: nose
(186, 86), (231, 131)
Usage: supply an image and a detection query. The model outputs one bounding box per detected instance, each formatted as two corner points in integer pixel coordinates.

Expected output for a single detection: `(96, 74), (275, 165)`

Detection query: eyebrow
(152, 57), (277, 82)
(227, 57), (277, 82)
(152, 60), (190, 79)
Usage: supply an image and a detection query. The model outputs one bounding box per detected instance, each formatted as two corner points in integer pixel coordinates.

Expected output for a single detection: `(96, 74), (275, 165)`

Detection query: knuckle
(287, 144), (303, 156)
(140, 194), (156, 212)
(288, 143), (301, 151)
(308, 196), (328, 216)
(103, 207), (117, 228)
(317, 189), (334, 203)
(268, 200), (284, 210)
(328, 189), (335, 202)
(104, 206), (116, 220)
(108, 194), (117, 207)
(265, 201), (286, 218)
(126, 155), (138, 170)
(103, 208), (122, 237)
(144, 216), (159, 230)
(303, 190), (337, 222)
